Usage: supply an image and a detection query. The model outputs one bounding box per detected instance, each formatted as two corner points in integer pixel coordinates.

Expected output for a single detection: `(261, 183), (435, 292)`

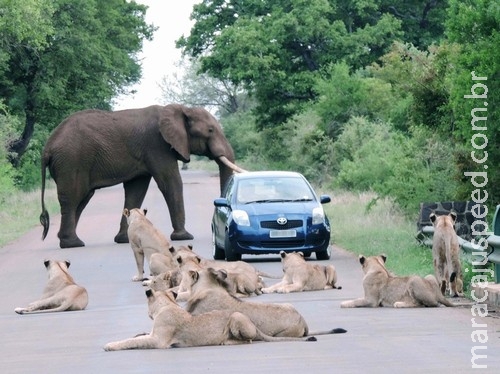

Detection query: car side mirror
(320, 195), (331, 204)
(214, 198), (230, 207)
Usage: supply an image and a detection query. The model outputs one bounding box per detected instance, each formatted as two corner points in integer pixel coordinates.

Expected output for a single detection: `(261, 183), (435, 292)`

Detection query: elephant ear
(159, 104), (190, 162)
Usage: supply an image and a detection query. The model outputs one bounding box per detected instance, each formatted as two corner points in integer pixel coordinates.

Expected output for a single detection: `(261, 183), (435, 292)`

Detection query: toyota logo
(277, 217), (288, 225)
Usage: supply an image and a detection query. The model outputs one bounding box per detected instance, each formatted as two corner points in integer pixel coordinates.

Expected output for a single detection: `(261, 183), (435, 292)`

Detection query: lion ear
(143, 208), (148, 216)
(359, 255), (365, 265)
(429, 212), (436, 224)
(380, 254), (387, 263)
(159, 104), (190, 163)
(65, 260), (71, 269)
(450, 211), (457, 222)
(280, 251), (287, 258)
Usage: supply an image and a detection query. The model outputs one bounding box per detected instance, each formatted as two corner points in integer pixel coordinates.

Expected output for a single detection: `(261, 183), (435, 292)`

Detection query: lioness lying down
(15, 260), (88, 314)
(185, 268), (347, 337)
(340, 255), (454, 308)
(104, 289), (316, 350)
(262, 251), (340, 293)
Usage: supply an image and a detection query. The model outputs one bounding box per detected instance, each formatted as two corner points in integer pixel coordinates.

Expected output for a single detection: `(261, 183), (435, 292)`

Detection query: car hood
(234, 201), (319, 216)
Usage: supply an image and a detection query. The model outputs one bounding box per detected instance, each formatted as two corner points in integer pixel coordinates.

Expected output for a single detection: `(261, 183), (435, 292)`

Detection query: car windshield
(236, 177), (314, 204)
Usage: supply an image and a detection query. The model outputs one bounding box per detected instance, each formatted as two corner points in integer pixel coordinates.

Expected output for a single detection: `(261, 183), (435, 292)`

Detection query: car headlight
(232, 210), (250, 226)
(312, 206), (325, 225)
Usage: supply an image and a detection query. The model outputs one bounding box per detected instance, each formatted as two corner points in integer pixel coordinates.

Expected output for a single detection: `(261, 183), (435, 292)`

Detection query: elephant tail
(40, 155), (50, 240)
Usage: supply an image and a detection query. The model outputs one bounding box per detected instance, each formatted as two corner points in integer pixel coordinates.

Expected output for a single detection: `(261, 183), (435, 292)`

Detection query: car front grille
(260, 240), (305, 248)
(260, 219), (302, 230)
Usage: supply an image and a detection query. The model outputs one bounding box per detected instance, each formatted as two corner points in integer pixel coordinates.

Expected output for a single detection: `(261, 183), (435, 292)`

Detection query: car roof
(232, 171), (305, 180)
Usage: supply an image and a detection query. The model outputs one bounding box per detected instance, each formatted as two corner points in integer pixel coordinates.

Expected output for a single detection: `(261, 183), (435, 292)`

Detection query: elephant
(40, 104), (244, 248)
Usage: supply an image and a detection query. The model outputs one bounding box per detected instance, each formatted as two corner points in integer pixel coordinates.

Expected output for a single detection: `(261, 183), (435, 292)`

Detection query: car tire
(224, 233), (241, 262)
(212, 227), (225, 260)
(316, 245), (331, 260)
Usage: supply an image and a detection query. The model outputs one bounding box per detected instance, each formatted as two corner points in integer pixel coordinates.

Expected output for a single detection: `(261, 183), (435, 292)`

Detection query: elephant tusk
(218, 156), (248, 173)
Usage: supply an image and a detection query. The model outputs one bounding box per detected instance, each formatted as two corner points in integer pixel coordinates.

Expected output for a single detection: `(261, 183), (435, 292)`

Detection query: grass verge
(0, 182), (58, 247)
(323, 190), (434, 277)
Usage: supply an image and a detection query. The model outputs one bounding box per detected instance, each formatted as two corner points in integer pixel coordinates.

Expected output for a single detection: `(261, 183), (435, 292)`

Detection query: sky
(113, 0), (200, 110)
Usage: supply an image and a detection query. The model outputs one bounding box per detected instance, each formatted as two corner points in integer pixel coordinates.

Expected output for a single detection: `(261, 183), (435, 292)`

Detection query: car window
(237, 177), (313, 203)
(223, 177), (235, 200)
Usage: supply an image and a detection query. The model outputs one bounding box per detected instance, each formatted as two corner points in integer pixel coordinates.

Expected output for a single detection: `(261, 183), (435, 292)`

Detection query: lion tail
(308, 328), (347, 336)
(256, 270), (282, 279)
(40, 152), (50, 240)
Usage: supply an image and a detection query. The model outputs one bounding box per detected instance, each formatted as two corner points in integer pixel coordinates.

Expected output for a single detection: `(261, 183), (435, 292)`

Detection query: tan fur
(145, 270), (183, 291)
(103, 289), (315, 350)
(261, 251), (340, 293)
(185, 268), (346, 337)
(124, 208), (177, 281)
(15, 260), (88, 314)
(175, 245), (273, 297)
(340, 255), (455, 308)
(430, 212), (464, 297)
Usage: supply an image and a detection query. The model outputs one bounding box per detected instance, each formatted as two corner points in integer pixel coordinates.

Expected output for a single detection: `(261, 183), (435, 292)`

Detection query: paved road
(1, 170), (498, 373)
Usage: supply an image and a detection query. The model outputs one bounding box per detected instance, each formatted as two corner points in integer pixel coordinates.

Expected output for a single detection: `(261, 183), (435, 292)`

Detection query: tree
(445, 0), (500, 204)
(158, 58), (251, 116)
(0, 0), (155, 165)
(177, 0), (402, 128)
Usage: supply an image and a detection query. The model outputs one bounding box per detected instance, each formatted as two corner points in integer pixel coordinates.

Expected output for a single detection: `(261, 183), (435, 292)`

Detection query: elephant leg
(75, 190), (95, 228)
(57, 188), (89, 248)
(115, 176), (152, 243)
(154, 171), (193, 241)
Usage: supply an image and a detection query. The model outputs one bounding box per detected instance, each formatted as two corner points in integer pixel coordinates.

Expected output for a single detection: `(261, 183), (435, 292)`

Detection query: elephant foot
(59, 237), (85, 248)
(114, 232), (129, 244)
(170, 230), (194, 241)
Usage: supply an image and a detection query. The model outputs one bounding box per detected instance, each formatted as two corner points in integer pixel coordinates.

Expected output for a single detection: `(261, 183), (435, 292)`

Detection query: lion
(261, 251), (341, 293)
(185, 267), (347, 337)
(124, 208), (177, 281)
(103, 289), (316, 350)
(15, 260), (88, 314)
(340, 254), (455, 308)
(430, 212), (464, 297)
(175, 245), (276, 297)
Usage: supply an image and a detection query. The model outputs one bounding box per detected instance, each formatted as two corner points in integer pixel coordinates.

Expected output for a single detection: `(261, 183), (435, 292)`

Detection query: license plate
(269, 229), (297, 238)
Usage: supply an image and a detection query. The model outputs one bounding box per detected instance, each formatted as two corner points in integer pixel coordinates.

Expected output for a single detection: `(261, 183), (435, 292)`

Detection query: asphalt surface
(1, 170), (499, 373)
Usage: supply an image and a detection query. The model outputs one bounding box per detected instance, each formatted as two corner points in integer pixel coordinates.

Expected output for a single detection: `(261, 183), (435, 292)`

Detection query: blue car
(211, 171), (332, 261)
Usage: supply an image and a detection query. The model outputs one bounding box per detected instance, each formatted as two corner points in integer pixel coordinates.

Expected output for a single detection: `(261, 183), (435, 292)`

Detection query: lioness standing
(124, 208), (177, 281)
(15, 260), (88, 314)
(340, 255), (454, 308)
(103, 289), (316, 350)
(430, 212), (464, 297)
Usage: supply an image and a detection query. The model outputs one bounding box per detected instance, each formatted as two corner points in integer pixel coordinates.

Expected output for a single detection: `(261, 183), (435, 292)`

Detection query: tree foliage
(445, 0), (500, 203)
(178, 0), (403, 127)
(0, 0), (155, 165)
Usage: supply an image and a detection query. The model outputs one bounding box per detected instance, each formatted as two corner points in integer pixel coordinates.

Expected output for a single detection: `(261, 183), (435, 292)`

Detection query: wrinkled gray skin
(40, 104), (238, 248)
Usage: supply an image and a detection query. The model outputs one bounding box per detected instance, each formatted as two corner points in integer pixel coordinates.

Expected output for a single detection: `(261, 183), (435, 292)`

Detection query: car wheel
(316, 245), (331, 260)
(212, 226), (225, 260)
(224, 233), (241, 262)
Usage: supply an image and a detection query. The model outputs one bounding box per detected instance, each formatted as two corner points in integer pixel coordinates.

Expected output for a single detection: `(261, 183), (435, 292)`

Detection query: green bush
(334, 118), (459, 216)
(0, 110), (18, 203)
